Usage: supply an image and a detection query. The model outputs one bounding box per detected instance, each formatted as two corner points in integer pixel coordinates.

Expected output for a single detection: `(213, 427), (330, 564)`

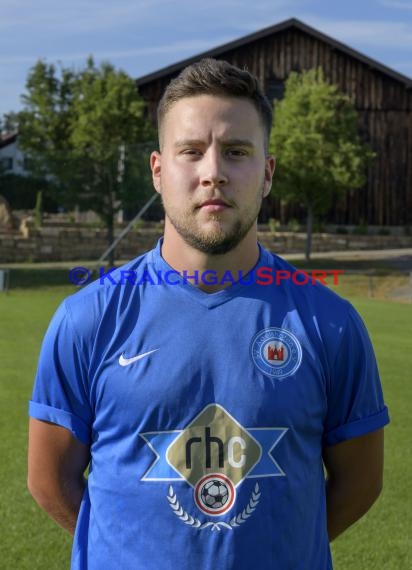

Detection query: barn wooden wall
(138, 26), (412, 226)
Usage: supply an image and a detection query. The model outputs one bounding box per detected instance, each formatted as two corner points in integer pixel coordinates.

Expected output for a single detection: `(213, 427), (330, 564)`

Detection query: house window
(0, 157), (13, 171)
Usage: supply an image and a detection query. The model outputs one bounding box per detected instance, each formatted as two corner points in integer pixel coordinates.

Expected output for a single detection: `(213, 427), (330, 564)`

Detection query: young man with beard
(28, 58), (389, 569)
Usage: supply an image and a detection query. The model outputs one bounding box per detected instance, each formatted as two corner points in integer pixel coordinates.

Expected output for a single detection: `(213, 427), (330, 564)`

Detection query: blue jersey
(29, 240), (389, 570)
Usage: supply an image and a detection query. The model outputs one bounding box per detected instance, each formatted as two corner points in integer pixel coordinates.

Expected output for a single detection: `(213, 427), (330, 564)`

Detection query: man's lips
(198, 199), (232, 212)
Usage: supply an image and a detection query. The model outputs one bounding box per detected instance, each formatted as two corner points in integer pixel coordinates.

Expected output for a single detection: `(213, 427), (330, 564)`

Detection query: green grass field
(0, 273), (410, 569)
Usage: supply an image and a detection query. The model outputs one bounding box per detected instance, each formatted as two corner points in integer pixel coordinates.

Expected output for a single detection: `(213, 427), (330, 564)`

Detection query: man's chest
(87, 302), (329, 443)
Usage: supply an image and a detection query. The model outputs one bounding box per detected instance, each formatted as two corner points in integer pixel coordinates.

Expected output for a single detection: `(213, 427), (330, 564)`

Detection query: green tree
(0, 112), (19, 135)
(269, 68), (374, 260)
(17, 58), (155, 264)
(18, 60), (75, 181)
(68, 58), (154, 259)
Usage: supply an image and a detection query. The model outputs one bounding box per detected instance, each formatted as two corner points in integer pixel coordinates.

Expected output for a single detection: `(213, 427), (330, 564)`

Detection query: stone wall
(1, 224), (412, 263)
(257, 232), (412, 254)
(0, 226), (162, 263)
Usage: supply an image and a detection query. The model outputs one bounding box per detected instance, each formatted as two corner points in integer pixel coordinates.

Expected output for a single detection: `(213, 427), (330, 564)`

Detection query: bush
(287, 218), (300, 232)
(0, 173), (60, 211)
(268, 218), (281, 232)
(335, 226), (349, 234)
(378, 227), (390, 236)
(34, 190), (43, 228)
(353, 220), (368, 235)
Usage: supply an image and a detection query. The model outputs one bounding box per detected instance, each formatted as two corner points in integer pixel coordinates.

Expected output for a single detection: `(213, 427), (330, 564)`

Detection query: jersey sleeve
(323, 304), (389, 446)
(29, 299), (93, 445)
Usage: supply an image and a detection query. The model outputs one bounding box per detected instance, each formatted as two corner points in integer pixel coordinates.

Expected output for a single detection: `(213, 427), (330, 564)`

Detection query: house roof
(136, 18), (412, 89)
(0, 131), (18, 149)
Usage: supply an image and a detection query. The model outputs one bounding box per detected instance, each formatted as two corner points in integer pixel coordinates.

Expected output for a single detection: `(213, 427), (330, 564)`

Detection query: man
(28, 58), (389, 569)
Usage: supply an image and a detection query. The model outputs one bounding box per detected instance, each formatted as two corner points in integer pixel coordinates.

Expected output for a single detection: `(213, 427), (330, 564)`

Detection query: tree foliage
(18, 60), (75, 180)
(269, 68), (374, 259)
(17, 58), (155, 262)
(0, 173), (59, 211)
(0, 112), (19, 136)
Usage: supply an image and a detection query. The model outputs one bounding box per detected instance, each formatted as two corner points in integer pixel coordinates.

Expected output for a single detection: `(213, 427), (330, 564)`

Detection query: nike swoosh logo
(119, 348), (159, 366)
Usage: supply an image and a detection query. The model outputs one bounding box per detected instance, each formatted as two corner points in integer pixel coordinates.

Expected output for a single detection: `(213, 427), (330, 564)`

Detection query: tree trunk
(305, 203), (314, 261)
(106, 216), (115, 266)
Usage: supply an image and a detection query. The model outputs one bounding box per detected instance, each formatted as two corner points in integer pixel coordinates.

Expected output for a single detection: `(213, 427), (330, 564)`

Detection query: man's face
(151, 95), (275, 255)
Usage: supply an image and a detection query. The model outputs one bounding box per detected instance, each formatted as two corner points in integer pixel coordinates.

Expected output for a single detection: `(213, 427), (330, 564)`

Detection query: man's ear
(262, 155), (276, 198)
(150, 151), (162, 194)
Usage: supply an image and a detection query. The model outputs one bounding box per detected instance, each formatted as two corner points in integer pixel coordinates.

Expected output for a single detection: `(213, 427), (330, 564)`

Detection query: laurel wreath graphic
(167, 483), (261, 531)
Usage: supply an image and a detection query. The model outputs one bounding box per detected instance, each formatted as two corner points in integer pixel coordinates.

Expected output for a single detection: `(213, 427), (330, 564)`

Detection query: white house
(0, 132), (28, 176)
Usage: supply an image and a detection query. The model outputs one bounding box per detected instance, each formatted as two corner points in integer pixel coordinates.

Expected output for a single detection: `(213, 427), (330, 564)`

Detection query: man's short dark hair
(157, 58), (272, 151)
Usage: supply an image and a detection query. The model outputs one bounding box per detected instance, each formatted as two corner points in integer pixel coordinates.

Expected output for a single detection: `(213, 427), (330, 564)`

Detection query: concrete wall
(1, 225), (412, 263)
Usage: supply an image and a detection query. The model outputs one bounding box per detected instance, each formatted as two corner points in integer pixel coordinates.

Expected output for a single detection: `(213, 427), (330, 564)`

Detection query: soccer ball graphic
(194, 474), (236, 516)
(201, 480), (229, 509)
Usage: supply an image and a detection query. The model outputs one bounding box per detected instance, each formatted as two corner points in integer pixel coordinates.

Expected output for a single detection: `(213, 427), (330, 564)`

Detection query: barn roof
(136, 18), (412, 89)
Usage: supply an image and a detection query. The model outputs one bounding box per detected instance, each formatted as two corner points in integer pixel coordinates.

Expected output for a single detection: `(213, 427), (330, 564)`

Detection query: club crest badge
(250, 327), (302, 378)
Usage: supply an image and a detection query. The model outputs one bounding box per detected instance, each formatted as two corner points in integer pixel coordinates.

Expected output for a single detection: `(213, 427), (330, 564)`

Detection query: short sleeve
(29, 300), (93, 445)
(323, 305), (389, 446)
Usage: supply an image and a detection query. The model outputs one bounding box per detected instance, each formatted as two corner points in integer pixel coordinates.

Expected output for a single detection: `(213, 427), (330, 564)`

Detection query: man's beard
(160, 184), (264, 255)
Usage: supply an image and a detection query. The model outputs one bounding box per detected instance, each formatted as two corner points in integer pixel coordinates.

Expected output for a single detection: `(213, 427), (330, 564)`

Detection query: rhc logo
(140, 404), (287, 531)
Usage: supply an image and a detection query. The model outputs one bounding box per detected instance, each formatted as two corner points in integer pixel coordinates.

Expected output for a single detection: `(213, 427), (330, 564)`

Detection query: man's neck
(160, 228), (260, 293)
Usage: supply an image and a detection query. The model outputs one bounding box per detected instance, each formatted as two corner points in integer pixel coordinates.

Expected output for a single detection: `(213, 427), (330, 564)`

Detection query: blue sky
(1, 0), (412, 118)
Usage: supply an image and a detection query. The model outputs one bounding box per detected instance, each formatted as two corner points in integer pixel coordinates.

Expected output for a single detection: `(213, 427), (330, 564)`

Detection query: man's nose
(199, 150), (229, 187)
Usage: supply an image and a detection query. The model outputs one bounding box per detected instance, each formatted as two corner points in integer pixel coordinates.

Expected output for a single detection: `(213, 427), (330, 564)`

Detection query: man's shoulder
(261, 247), (353, 327)
(59, 247), (157, 336)
(70, 247), (155, 298)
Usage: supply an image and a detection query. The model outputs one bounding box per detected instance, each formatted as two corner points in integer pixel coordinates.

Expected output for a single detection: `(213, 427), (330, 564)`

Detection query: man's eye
(227, 149), (247, 157)
(181, 149), (201, 156)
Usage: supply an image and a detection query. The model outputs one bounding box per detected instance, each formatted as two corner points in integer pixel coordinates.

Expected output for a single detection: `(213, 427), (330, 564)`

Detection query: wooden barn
(136, 18), (412, 227)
